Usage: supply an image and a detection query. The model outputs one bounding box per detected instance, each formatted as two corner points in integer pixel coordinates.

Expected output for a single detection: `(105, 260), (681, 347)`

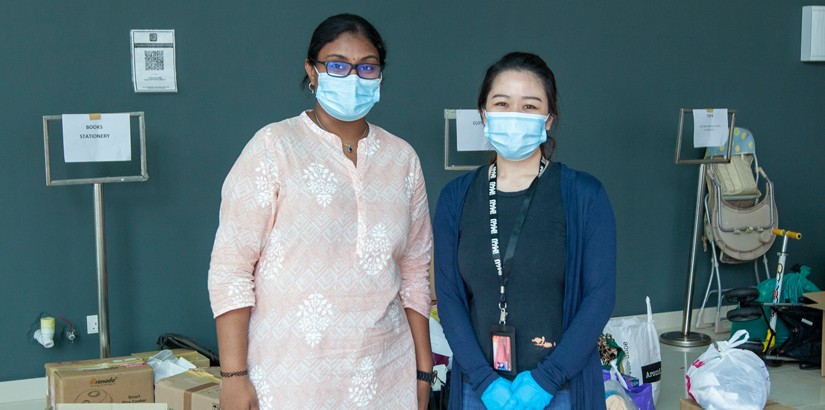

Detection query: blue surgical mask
(483, 111), (549, 161)
(315, 69), (381, 122)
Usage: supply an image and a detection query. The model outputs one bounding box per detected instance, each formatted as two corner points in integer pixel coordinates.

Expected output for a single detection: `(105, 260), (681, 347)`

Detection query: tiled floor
(656, 326), (825, 410)
(3, 328), (824, 409)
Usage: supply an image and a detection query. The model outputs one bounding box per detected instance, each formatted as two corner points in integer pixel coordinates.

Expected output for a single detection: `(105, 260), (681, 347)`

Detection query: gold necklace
(313, 110), (368, 154)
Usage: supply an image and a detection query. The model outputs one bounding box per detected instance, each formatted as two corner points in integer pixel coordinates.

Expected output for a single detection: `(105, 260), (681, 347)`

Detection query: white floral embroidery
(348, 357), (377, 407)
(250, 367), (273, 410)
(296, 293), (334, 347)
(359, 224), (390, 276)
(362, 136), (379, 156)
(302, 163), (338, 207)
(249, 365), (264, 383)
(388, 302), (401, 334)
(404, 171), (415, 199)
(256, 386), (273, 410)
(254, 158), (278, 207)
(259, 233), (284, 280)
(227, 280), (248, 301)
(400, 276), (429, 301)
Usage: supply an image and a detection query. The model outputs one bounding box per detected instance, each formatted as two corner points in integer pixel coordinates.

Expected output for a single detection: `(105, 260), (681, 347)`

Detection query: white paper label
(456, 109), (491, 152)
(62, 113), (131, 162)
(692, 108), (729, 148)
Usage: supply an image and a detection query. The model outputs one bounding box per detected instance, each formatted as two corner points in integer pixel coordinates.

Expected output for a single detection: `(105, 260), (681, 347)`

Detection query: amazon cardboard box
(679, 398), (794, 409)
(802, 291), (825, 377)
(46, 356), (153, 408)
(130, 349), (210, 368)
(154, 367), (221, 410)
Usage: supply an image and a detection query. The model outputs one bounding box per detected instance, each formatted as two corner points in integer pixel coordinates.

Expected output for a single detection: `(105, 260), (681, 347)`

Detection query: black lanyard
(488, 158), (547, 325)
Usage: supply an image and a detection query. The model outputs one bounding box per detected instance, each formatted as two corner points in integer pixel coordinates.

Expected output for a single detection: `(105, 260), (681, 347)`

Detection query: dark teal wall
(2, 2), (823, 381)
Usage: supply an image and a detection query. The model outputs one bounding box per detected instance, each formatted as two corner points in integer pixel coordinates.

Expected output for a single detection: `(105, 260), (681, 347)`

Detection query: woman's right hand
(480, 377), (514, 410)
(220, 377), (259, 410)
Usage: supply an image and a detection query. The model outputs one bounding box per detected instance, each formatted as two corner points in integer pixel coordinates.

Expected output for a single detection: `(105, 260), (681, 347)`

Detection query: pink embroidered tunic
(208, 112), (433, 409)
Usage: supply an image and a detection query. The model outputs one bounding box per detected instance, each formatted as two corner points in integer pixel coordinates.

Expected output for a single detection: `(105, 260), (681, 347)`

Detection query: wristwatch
(416, 369), (435, 384)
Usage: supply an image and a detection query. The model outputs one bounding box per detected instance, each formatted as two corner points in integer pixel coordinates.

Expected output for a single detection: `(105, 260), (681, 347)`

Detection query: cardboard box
(154, 367), (221, 410)
(802, 291), (825, 377)
(58, 405), (167, 410)
(679, 398), (795, 409)
(130, 349), (211, 368)
(45, 357), (144, 405)
(44, 356), (154, 407)
(46, 356), (154, 408)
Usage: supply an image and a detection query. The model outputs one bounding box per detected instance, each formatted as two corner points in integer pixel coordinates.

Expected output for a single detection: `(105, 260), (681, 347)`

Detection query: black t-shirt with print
(457, 162), (567, 378)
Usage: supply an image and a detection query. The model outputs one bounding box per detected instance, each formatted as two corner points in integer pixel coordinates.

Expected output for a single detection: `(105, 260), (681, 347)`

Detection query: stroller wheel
(727, 306), (763, 322)
(765, 359), (784, 368)
(723, 287), (759, 304)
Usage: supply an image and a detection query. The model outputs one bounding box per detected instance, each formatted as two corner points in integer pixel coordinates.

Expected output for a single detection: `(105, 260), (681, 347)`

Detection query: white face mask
(483, 111), (549, 161)
(315, 68), (381, 122)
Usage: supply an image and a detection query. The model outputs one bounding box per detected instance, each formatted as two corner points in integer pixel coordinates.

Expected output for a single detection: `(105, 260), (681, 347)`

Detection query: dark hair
(301, 14), (387, 88)
(477, 52), (560, 159)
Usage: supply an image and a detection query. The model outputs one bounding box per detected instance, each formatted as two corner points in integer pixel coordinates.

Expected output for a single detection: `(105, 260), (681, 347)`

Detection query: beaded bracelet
(220, 369), (249, 378)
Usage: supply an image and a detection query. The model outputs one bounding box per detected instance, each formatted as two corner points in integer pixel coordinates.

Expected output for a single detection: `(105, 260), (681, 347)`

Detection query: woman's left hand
(506, 371), (553, 410)
(417, 379), (431, 410)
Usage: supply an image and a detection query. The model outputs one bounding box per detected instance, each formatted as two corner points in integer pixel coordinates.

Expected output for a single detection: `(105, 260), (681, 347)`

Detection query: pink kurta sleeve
(208, 131), (278, 318)
(398, 157), (433, 318)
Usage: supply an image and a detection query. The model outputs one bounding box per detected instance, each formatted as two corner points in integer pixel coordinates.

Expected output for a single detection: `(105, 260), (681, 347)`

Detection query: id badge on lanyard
(487, 158), (545, 376)
(490, 324), (517, 375)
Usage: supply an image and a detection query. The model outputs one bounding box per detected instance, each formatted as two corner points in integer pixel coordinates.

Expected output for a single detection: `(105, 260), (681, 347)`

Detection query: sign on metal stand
(42, 112), (148, 358)
(660, 108), (735, 348)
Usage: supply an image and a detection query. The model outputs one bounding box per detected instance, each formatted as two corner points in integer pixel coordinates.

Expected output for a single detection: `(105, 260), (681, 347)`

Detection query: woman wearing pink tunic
(208, 14), (433, 410)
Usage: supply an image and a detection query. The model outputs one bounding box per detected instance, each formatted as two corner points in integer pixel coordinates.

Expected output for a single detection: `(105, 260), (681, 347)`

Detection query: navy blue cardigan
(433, 164), (616, 409)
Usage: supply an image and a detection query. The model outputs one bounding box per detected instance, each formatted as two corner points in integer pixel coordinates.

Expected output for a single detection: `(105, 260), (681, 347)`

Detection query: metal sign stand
(443, 109), (486, 171)
(42, 112), (148, 358)
(660, 108), (735, 348)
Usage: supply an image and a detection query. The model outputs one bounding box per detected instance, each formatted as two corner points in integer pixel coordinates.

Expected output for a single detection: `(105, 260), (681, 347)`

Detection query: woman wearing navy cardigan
(433, 52), (616, 410)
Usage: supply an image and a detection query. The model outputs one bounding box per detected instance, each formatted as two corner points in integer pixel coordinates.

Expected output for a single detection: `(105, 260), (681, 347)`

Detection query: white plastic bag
(147, 349), (196, 383)
(685, 330), (770, 410)
(603, 296), (662, 403)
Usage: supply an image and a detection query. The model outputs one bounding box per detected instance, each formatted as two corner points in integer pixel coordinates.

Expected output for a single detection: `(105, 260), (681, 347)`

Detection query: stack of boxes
(45, 349), (220, 409)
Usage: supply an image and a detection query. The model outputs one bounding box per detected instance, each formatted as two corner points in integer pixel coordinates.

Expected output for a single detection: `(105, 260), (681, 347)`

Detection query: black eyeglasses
(313, 60), (382, 79)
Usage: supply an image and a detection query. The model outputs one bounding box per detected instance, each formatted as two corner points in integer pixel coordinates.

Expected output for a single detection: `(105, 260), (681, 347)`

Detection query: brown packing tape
(50, 358), (144, 372)
(89, 113), (101, 120)
(130, 349), (211, 368)
(186, 368), (222, 384)
(184, 382), (218, 410)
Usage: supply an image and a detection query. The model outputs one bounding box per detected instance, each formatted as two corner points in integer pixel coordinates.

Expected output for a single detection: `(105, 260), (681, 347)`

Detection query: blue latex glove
(505, 371), (553, 410)
(481, 377), (514, 410)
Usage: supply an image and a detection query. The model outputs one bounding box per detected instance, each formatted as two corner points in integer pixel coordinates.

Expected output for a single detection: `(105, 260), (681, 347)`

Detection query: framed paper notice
(43, 112), (148, 186)
(443, 109), (494, 170)
(674, 108), (736, 165)
(131, 29), (177, 93)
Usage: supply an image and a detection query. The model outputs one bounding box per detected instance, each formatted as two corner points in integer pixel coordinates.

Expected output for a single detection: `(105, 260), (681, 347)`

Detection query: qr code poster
(131, 29), (177, 93)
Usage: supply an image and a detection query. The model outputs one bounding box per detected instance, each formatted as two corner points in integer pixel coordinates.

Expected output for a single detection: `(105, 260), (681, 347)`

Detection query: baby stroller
(726, 289), (821, 367)
(725, 229), (821, 369)
(696, 128), (778, 333)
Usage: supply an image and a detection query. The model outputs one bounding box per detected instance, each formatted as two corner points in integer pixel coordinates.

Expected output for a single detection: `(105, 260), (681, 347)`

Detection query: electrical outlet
(87, 315), (98, 334)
